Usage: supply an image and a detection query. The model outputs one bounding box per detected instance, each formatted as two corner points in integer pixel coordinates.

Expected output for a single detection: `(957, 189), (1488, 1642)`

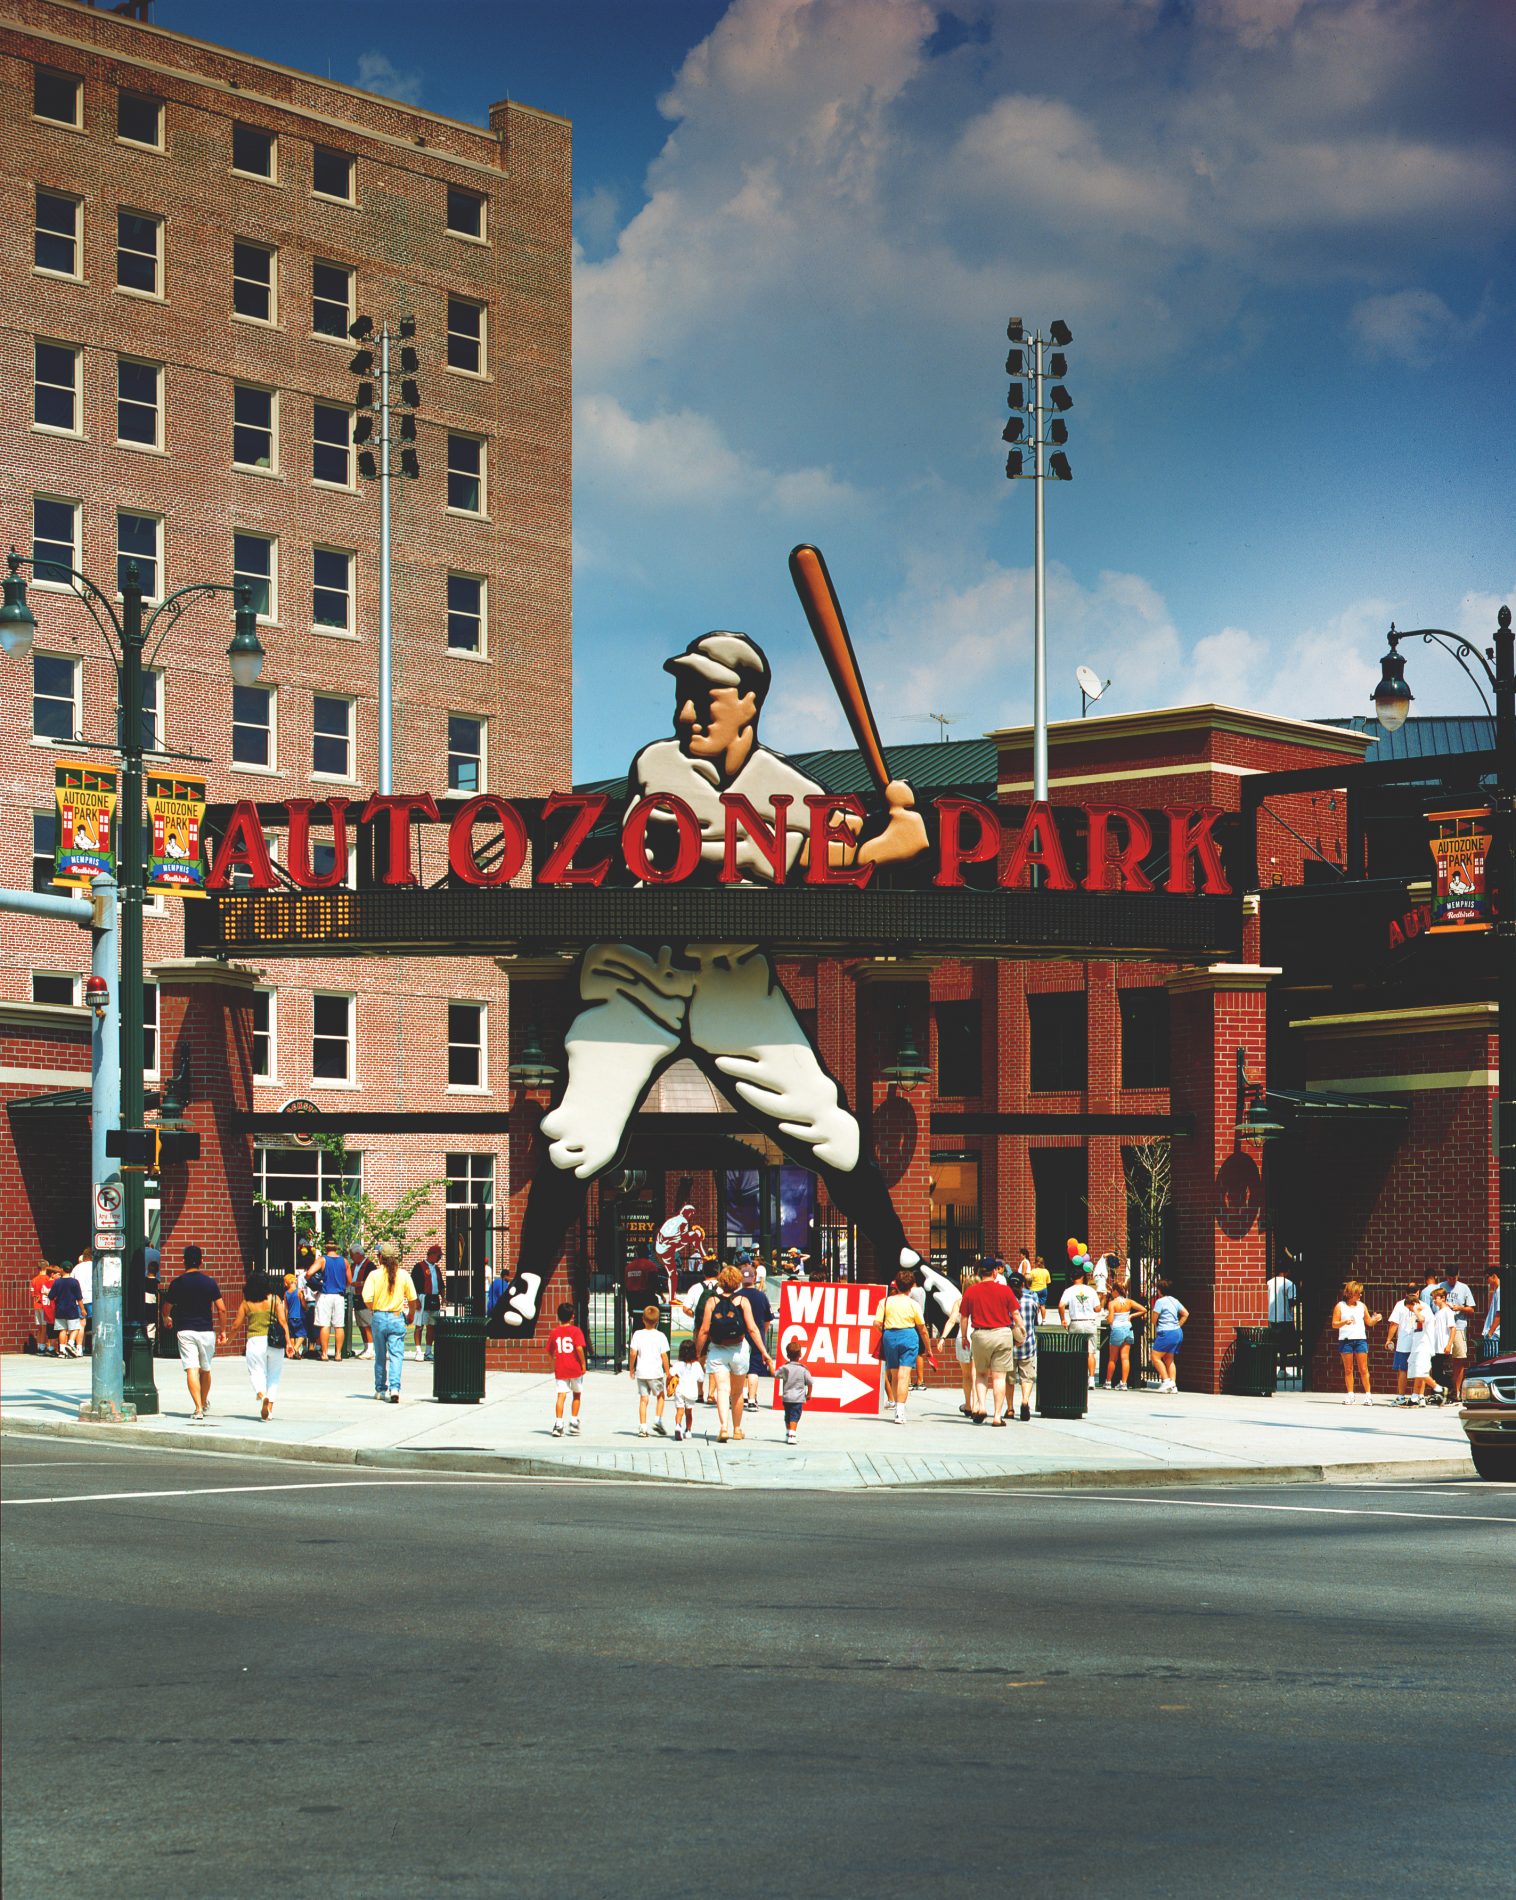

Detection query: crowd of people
(1333, 1268), (1499, 1406)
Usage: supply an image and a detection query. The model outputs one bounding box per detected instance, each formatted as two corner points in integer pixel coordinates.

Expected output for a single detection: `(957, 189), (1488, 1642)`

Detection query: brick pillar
(854, 967), (933, 1273)
(1165, 963), (1279, 1392)
(150, 959), (258, 1285)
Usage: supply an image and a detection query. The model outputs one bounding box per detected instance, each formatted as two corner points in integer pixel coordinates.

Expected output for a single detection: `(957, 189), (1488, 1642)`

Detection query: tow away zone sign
(772, 1281), (886, 1415)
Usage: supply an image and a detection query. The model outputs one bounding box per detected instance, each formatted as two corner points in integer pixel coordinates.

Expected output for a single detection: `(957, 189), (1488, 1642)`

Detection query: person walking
(1384, 1283), (1422, 1404)
(546, 1301), (589, 1436)
(363, 1241), (418, 1403)
(1403, 1288), (1437, 1403)
(1480, 1272), (1500, 1358)
(29, 1262), (57, 1355)
(162, 1245), (226, 1423)
(412, 1244), (445, 1360)
(740, 1263), (774, 1416)
(72, 1249), (94, 1354)
(948, 1264), (984, 1420)
(1150, 1280), (1189, 1394)
(1102, 1287), (1146, 1391)
(873, 1266), (936, 1425)
(1439, 1266), (1476, 1399)
(779, 1339), (813, 1445)
(959, 1265), (1023, 1426)
(232, 1270), (285, 1421)
(349, 1247), (375, 1360)
(1059, 1262), (1103, 1389)
(628, 1304), (672, 1437)
(315, 1244), (349, 1362)
(1007, 1267), (1041, 1421)
(671, 1340), (703, 1441)
(282, 1270), (310, 1360)
(48, 1260), (85, 1357)
(695, 1265), (773, 1443)
(1332, 1279), (1382, 1405)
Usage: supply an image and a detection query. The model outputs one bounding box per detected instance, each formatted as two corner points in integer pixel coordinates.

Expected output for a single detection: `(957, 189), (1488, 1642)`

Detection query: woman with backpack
(695, 1264), (775, 1443)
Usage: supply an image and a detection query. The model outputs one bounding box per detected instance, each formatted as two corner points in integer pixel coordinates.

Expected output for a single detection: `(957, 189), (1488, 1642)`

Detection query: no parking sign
(772, 1281), (887, 1414)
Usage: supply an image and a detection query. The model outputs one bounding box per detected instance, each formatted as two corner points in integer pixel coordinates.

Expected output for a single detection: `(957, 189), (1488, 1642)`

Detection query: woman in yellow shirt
(364, 1241), (418, 1404)
(876, 1268), (936, 1424)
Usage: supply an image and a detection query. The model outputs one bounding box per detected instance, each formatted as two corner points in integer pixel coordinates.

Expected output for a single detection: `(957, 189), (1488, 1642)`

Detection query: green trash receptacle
(1229, 1324), (1277, 1397)
(1035, 1326), (1089, 1419)
(432, 1312), (487, 1404)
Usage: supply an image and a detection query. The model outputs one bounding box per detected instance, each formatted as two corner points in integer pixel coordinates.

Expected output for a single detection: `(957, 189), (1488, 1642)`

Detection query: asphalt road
(2, 1435), (1512, 1900)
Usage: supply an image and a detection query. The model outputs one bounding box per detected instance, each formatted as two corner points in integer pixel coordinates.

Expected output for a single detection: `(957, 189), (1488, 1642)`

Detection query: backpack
(709, 1295), (745, 1346)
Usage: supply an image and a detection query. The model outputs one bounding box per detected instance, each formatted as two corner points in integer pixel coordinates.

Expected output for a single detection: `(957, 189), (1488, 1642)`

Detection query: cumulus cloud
(1350, 288), (1470, 363)
(355, 50), (423, 106)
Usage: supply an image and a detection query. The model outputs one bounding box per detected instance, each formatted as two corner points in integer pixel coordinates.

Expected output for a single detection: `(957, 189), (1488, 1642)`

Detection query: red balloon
(1066, 1238), (1080, 1259)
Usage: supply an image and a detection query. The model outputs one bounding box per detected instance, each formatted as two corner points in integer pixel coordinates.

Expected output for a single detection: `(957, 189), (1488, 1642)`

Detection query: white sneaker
(1117, 1382), (1128, 1391)
(413, 1345), (424, 1361)
(1360, 1395), (1373, 1407)
(551, 1421), (564, 1436)
(1088, 1375), (1097, 1389)
(568, 1420), (580, 1435)
(894, 1404), (907, 1424)
(1342, 1393), (1356, 1405)
(673, 1427), (684, 1441)
(786, 1430), (796, 1444)
(639, 1426), (650, 1437)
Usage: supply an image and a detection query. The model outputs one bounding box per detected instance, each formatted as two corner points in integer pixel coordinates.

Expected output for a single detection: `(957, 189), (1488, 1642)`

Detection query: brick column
(150, 959), (258, 1285)
(1165, 963), (1279, 1393)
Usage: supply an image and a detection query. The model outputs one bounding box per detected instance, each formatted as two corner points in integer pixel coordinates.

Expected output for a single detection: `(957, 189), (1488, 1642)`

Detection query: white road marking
(1, 1472), (687, 1506)
(996, 1493), (1516, 1524)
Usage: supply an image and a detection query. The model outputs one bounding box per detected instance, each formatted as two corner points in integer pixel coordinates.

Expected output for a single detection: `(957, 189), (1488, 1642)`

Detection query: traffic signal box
(105, 1127), (201, 1170)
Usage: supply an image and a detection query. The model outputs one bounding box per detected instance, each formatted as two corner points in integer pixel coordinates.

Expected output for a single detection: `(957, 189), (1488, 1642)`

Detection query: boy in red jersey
(546, 1301), (588, 1437)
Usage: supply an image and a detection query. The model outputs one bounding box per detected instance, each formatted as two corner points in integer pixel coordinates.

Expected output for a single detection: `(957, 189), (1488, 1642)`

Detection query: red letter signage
(1083, 805), (1154, 892)
(804, 794), (874, 888)
(205, 801), (277, 890)
(358, 794), (440, 887)
(720, 793), (792, 885)
(537, 793), (610, 887)
(1001, 802), (1076, 890)
(1165, 807), (1230, 895)
(284, 798), (351, 889)
(933, 796), (1001, 888)
(447, 796), (529, 887)
(622, 795), (702, 884)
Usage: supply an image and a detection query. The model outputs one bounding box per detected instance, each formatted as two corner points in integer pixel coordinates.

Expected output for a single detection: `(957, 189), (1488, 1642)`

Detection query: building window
(34, 66), (82, 126)
(447, 1002), (486, 1089)
(935, 1000), (983, 1097)
(233, 240), (276, 322)
(253, 988), (276, 1081)
(234, 532), (276, 621)
(310, 840), (355, 889)
(312, 146), (354, 202)
(447, 715), (485, 793)
(32, 496), (79, 587)
(1027, 991), (1088, 1094)
(232, 683), (275, 768)
(233, 384), (276, 470)
(32, 972), (79, 1007)
(117, 90), (163, 148)
(116, 357), (162, 448)
(446, 185), (486, 240)
(32, 813), (57, 893)
(311, 260), (353, 339)
(232, 122), (276, 179)
(312, 547), (354, 633)
(255, 1140), (360, 1215)
(116, 510), (162, 601)
(33, 340), (79, 433)
(32, 653), (80, 741)
(447, 433), (484, 514)
(142, 983), (159, 1076)
(1119, 988), (1170, 1090)
(312, 992), (355, 1084)
(313, 694), (354, 779)
(312, 403), (353, 487)
(447, 573), (485, 655)
(116, 209), (162, 296)
(446, 1152), (494, 1210)
(446, 296), (486, 375)
(35, 188), (82, 278)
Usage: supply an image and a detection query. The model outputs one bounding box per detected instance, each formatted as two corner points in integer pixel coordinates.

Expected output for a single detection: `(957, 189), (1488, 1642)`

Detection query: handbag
(267, 1297), (287, 1352)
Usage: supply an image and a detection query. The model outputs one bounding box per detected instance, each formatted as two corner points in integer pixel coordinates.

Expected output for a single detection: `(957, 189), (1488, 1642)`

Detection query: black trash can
(1035, 1326), (1089, 1419)
(1229, 1324), (1277, 1398)
(432, 1312), (487, 1404)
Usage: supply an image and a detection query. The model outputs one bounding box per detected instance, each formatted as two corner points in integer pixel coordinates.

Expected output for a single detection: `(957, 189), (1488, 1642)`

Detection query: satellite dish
(1075, 664), (1110, 716)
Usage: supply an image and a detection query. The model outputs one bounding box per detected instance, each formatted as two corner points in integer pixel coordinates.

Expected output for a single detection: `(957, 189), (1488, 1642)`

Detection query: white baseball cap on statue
(664, 631), (771, 697)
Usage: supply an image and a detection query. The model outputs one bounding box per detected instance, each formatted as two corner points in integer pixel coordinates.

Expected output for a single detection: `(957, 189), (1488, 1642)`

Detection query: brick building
(1, 0), (571, 1293)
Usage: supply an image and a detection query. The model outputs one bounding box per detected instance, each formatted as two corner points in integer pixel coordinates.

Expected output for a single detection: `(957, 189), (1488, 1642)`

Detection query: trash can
(432, 1312), (487, 1404)
(1035, 1326), (1088, 1419)
(1229, 1324), (1277, 1398)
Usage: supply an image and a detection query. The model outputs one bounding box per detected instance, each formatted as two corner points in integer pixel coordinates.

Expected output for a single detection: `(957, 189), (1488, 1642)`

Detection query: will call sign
(203, 792), (1232, 896)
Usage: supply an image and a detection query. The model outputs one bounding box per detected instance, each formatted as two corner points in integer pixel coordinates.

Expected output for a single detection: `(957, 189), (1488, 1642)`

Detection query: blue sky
(186, 0), (1514, 777)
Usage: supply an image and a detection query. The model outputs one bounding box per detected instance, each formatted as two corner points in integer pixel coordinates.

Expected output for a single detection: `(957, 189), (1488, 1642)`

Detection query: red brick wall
(1, 1001), (92, 1348)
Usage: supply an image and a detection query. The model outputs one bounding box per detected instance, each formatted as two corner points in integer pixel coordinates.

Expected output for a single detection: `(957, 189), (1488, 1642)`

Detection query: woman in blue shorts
(1150, 1280), (1188, 1393)
(876, 1268), (935, 1424)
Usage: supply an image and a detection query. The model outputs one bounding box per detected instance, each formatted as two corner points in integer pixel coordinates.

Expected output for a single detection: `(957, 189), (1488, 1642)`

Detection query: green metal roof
(579, 736), (996, 801)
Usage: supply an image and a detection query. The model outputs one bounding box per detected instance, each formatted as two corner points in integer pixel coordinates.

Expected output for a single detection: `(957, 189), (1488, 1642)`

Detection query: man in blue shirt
(49, 1265), (85, 1356)
(316, 1247), (350, 1360)
(740, 1264), (774, 1414)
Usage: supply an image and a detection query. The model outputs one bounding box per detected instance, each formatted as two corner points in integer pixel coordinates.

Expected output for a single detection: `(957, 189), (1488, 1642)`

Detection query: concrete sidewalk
(0, 1352), (1476, 1489)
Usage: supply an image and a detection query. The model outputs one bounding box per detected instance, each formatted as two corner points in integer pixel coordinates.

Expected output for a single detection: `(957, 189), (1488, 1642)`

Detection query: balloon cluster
(1066, 1235), (1092, 1271)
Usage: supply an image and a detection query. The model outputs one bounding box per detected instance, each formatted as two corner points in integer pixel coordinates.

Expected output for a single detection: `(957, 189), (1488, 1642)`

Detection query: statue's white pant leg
(539, 993), (680, 1178)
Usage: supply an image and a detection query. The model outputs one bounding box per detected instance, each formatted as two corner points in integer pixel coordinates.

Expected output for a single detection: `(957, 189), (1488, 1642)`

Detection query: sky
(183, 0), (1514, 778)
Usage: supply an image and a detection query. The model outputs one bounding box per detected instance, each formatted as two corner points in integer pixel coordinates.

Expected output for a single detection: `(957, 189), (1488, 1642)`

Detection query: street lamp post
(1372, 605), (1515, 1326)
(3, 548), (263, 1410)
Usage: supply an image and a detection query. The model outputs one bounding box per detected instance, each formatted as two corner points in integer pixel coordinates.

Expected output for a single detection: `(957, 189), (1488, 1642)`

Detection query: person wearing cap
(506, 627), (932, 1329)
(412, 1242), (446, 1360)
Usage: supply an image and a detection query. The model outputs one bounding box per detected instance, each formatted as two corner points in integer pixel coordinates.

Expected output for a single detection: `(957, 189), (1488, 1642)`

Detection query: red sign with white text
(772, 1281), (886, 1414)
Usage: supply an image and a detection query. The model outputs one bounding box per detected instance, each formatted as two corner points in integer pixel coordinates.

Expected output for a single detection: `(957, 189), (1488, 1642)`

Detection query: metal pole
(1494, 605), (1514, 1332)
(117, 570), (156, 1413)
(1032, 331), (1048, 803)
(378, 322), (393, 794)
(86, 873), (130, 1418)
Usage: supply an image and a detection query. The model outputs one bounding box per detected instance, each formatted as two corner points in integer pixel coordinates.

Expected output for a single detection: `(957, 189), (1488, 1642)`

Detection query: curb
(0, 1417), (1477, 1491)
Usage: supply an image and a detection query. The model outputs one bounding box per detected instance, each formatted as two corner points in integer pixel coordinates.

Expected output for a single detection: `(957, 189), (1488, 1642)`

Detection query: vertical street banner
(1425, 808), (1493, 934)
(53, 762), (118, 888)
(146, 772), (208, 897)
(771, 1280), (886, 1414)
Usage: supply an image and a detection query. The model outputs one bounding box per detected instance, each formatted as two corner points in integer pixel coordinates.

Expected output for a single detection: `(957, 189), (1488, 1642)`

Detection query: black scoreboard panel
(186, 886), (1242, 961)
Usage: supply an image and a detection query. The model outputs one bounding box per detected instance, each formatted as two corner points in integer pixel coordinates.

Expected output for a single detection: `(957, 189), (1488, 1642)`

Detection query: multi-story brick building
(1, 0), (570, 1278)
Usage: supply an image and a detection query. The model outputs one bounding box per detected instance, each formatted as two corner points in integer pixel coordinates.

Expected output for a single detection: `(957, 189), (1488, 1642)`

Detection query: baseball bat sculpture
(789, 543), (892, 797)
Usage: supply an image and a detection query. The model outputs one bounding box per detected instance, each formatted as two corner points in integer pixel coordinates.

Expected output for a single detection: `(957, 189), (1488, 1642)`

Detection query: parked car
(1458, 1348), (1516, 1480)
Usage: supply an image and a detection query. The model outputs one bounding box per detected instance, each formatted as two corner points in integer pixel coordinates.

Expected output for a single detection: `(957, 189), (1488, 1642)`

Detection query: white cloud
(355, 50), (423, 106)
(1350, 288), (1474, 363)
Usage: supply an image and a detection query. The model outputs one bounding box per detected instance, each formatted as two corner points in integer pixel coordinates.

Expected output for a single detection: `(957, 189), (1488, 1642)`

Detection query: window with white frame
(447, 715), (485, 793)
(116, 209), (162, 296)
(34, 340), (79, 433)
(32, 813), (57, 893)
(34, 66), (82, 127)
(446, 433), (484, 514)
(312, 992), (355, 1084)
(233, 532), (276, 621)
(253, 988), (277, 1081)
(312, 146), (354, 202)
(116, 357), (162, 447)
(447, 1002), (486, 1089)
(32, 972), (80, 1007)
(446, 186), (486, 240)
(232, 122), (276, 179)
(233, 240), (276, 322)
(255, 1141), (360, 1216)
(446, 296), (486, 375)
(143, 983), (159, 1076)
(312, 403), (353, 487)
(117, 510), (162, 601)
(312, 694), (354, 779)
(32, 495), (79, 586)
(311, 259), (352, 338)
(445, 1151), (494, 1213)
(231, 683), (276, 769)
(447, 573), (485, 654)
(310, 839), (356, 889)
(32, 654), (78, 740)
(233, 384), (276, 470)
(117, 90), (163, 149)
(312, 547), (353, 633)
(34, 189), (82, 278)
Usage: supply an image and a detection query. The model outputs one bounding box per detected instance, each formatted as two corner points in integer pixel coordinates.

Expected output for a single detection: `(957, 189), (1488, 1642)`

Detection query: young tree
(1123, 1140), (1172, 1289)
(267, 1133), (442, 1260)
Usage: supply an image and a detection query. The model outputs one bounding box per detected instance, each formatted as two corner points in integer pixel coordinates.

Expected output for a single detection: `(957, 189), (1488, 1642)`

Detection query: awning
(7, 1086), (161, 1118)
(1264, 1086), (1408, 1126)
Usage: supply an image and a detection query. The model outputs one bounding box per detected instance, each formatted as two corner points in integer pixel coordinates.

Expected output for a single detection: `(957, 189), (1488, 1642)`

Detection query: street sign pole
(85, 873), (133, 1420)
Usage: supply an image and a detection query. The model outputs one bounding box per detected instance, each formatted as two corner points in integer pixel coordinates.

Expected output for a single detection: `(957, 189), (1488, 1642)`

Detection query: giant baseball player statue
(491, 612), (931, 1333)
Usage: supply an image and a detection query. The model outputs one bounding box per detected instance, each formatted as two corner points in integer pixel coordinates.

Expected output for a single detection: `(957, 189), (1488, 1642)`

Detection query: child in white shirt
(671, 1339), (703, 1441)
(627, 1305), (671, 1437)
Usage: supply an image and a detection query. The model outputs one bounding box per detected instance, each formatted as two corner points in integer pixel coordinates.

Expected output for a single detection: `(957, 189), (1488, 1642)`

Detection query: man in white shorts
(1059, 1262), (1103, 1389)
(162, 1245), (227, 1423)
(315, 1246), (350, 1361)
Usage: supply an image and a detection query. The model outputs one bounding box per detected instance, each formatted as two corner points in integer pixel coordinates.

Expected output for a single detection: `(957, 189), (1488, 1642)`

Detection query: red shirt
(547, 1324), (587, 1380)
(960, 1279), (1020, 1331)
